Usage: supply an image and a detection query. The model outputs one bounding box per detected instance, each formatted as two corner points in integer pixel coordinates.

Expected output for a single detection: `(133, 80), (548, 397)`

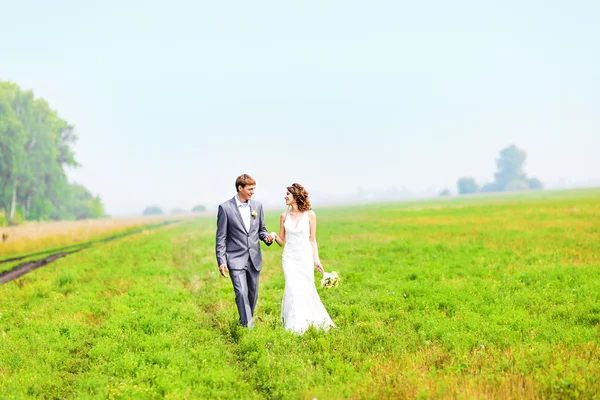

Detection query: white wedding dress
(281, 211), (335, 334)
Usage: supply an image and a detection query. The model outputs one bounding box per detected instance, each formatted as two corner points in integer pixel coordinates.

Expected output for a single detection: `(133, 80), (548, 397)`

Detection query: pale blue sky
(2, 0), (599, 215)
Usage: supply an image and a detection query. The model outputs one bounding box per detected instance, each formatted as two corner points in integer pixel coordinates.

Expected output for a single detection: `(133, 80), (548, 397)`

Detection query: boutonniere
(251, 209), (258, 219)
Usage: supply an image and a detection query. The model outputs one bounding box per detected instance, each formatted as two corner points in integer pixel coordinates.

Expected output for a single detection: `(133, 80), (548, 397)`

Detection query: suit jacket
(216, 197), (270, 271)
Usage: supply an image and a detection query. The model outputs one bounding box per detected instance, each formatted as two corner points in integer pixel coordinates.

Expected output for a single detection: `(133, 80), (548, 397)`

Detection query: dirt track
(0, 251), (77, 284)
(0, 219), (182, 285)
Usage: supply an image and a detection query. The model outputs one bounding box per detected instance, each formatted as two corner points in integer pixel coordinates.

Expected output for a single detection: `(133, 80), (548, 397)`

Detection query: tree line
(441, 145), (543, 196)
(0, 82), (104, 225)
(143, 205), (206, 216)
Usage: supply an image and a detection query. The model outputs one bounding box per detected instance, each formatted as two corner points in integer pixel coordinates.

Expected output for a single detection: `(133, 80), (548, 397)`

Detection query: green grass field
(1, 189), (599, 399)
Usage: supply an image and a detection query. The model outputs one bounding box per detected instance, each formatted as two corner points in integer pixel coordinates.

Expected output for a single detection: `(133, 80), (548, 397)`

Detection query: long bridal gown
(281, 211), (335, 334)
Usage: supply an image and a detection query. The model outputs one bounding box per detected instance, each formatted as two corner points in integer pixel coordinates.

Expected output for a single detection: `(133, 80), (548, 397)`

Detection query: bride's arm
(272, 212), (286, 247)
(309, 211), (324, 273)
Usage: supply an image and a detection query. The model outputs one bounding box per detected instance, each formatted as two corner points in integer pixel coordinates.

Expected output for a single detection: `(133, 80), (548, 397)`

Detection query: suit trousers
(229, 258), (260, 327)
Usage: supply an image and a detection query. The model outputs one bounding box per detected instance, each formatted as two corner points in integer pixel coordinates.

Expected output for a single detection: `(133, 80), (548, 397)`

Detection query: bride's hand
(314, 261), (324, 274)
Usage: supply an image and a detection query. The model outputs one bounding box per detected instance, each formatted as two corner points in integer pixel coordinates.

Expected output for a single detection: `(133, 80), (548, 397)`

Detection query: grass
(0, 214), (196, 258)
(0, 219), (183, 274)
(0, 188), (599, 399)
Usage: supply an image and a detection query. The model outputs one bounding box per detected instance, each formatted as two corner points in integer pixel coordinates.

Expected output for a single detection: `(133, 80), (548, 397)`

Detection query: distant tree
(439, 189), (451, 197)
(45, 183), (104, 220)
(480, 182), (500, 193)
(527, 177), (544, 190)
(494, 145), (527, 191)
(504, 180), (529, 191)
(491, 145), (544, 191)
(453, 145), (543, 196)
(62, 184), (104, 220)
(171, 208), (186, 214)
(191, 204), (206, 212)
(143, 206), (163, 216)
(457, 177), (478, 195)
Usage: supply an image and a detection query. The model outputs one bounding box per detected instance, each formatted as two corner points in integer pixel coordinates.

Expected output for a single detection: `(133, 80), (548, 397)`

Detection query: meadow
(0, 189), (599, 399)
(0, 214), (197, 259)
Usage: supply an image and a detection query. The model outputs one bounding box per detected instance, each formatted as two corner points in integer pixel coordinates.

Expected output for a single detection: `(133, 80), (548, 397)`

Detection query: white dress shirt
(235, 195), (251, 232)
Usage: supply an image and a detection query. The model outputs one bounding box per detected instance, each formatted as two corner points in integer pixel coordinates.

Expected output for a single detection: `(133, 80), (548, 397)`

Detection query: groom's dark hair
(235, 174), (256, 192)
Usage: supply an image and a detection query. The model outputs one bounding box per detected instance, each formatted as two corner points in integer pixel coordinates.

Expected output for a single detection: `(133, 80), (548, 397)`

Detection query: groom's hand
(218, 264), (229, 278)
(264, 234), (274, 244)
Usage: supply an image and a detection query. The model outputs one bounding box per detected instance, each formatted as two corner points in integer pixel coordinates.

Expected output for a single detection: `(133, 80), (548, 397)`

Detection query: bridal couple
(216, 174), (335, 334)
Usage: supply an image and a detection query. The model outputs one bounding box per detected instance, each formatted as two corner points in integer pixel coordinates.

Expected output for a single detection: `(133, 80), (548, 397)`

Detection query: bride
(271, 183), (335, 334)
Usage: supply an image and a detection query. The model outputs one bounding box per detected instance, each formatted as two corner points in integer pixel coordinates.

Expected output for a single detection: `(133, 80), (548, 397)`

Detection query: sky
(1, 0), (599, 215)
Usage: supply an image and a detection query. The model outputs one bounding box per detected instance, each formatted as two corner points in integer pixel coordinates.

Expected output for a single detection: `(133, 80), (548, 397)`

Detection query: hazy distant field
(0, 189), (599, 399)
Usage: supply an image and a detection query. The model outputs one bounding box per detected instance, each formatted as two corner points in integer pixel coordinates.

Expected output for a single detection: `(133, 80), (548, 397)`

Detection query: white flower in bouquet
(320, 271), (340, 289)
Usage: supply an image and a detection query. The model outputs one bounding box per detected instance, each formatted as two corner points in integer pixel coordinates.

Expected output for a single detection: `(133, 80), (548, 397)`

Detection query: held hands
(264, 234), (274, 244)
(267, 232), (278, 244)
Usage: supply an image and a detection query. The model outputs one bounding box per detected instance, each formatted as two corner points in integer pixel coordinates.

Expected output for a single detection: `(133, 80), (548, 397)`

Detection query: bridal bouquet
(321, 271), (340, 289)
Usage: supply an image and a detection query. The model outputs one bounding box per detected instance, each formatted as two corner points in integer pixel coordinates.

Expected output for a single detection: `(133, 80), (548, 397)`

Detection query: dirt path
(0, 219), (183, 285)
(0, 251), (76, 284)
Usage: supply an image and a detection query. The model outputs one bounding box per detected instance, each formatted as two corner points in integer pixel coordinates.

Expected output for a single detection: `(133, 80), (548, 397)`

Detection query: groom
(216, 174), (274, 327)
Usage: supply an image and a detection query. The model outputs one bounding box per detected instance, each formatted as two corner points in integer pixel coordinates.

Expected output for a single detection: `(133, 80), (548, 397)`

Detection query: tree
(527, 177), (544, 190)
(480, 182), (500, 193)
(143, 206), (164, 216)
(439, 189), (451, 197)
(457, 177), (478, 195)
(55, 184), (105, 220)
(0, 81), (104, 222)
(490, 144), (544, 192)
(0, 93), (27, 221)
(504, 180), (529, 191)
(171, 208), (186, 214)
(493, 145), (527, 191)
(191, 204), (206, 212)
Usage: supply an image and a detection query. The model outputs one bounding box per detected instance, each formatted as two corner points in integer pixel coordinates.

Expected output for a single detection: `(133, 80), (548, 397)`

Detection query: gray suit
(216, 196), (271, 327)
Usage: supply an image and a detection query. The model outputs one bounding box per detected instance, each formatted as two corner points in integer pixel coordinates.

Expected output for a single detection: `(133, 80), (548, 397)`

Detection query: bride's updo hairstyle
(287, 183), (312, 212)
